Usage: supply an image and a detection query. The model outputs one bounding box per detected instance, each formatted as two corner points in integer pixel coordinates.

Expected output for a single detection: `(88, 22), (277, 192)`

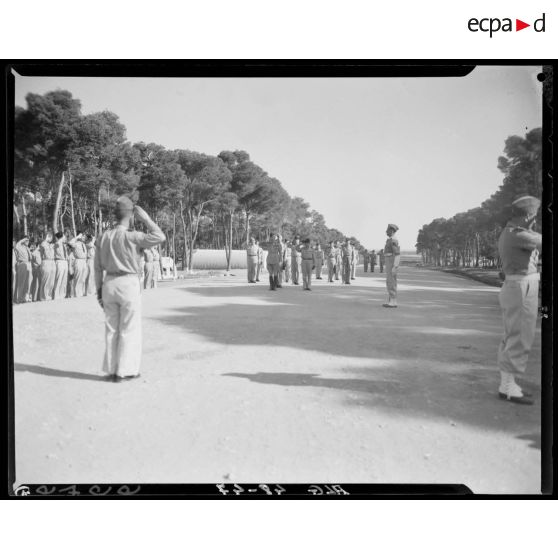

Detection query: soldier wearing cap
(382, 224), (400, 307)
(326, 240), (338, 282)
(291, 235), (302, 285)
(246, 236), (259, 283)
(496, 195), (542, 405)
(266, 234), (283, 291)
(300, 238), (316, 290)
(38, 231), (56, 301)
(14, 235), (32, 303)
(94, 197), (165, 381)
(68, 232), (88, 297)
(341, 238), (354, 285)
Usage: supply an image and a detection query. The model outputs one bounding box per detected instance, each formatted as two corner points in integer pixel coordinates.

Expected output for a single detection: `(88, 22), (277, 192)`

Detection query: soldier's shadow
(14, 362), (107, 382)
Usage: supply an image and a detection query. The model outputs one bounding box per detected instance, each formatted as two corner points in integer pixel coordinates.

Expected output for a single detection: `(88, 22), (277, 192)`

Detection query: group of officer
(247, 224), (401, 307)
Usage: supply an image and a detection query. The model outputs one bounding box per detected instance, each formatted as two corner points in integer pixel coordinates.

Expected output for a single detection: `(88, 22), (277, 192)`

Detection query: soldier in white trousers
(497, 195), (542, 405)
(69, 232), (88, 297)
(382, 224), (400, 308)
(246, 237), (258, 283)
(14, 236), (32, 303)
(94, 198), (165, 381)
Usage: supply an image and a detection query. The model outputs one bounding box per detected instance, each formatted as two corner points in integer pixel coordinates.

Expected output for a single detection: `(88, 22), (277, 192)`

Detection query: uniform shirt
(69, 238), (87, 259)
(246, 244), (258, 257)
(384, 237), (400, 256)
(300, 247), (315, 262)
(498, 222), (542, 276)
(31, 248), (42, 268)
(314, 248), (324, 261)
(94, 224), (165, 286)
(341, 244), (354, 261)
(53, 239), (67, 260)
(327, 246), (338, 260)
(266, 241), (284, 265)
(291, 244), (302, 261)
(40, 241), (55, 261)
(14, 241), (32, 263)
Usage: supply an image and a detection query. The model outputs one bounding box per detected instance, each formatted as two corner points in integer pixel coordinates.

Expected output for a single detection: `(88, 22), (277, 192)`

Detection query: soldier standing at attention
(363, 250), (369, 273)
(335, 240), (342, 281)
(351, 243), (358, 280)
(314, 242), (324, 279)
(143, 247), (155, 289)
(341, 238), (354, 285)
(496, 195), (542, 405)
(68, 232), (88, 297)
(382, 224), (400, 308)
(255, 240), (264, 282)
(284, 241), (292, 283)
(266, 234), (283, 291)
(85, 234), (97, 296)
(326, 240), (337, 282)
(94, 198), (165, 381)
(379, 249), (385, 273)
(276, 234), (285, 288)
(52, 232), (69, 300)
(370, 250), (376, 273)
(38, 232), (56, 301)
(301, 238), (316, 290)
(291, 235), (302, 285)
(246, 236), (259, 283)
(29, 240), (42, 302)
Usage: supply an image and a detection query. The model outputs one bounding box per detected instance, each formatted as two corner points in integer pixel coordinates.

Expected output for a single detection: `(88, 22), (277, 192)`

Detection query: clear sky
(14, 66), (542, 250)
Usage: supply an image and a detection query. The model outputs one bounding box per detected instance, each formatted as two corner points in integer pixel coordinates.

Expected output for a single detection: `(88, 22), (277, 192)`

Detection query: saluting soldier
(496, 195), (542, 405)
(29, 240), (42, 302)
(52, 232), (69, 300)
(382, 224), (400, 308)
(246, 236), (259, 283)
(326, 240), (337, 282)
(94, 198), (165, 381)
(379, 249), (385, 273)
(341, 238), (354, 285)
(334, 240), (342, 281)
(38, 232), (56, 301)
(68, 232), (88, 297)
(14, 236), (32, 303)
(314, 242), (324, 279)
(301, 238), (316, 290)
(370, 249), (376, 273)
(291, 235), (302, 285)
(266, 234), (283, 291)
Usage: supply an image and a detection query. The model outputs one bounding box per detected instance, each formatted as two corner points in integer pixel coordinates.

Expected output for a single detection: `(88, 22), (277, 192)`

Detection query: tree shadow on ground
(14, 362), (108, 383)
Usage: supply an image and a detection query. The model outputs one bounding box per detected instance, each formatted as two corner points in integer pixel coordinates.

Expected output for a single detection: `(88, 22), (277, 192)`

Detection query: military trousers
(385, 256), (397, 298)
(39, 260), (56, 301)
(144, 262), (154, 289)
(327, 259), (336, 281)
(72, 258), (88, 297)
(497, 275), (539, 377)
(53, 260), (68, 300)
(85, 259), (96, 295)
(342, 257), (352, 283)
(15, 262), (32, 303)
(284, 260), (291, 282)
(247, 255), (258, 282)
(291, 259), (301, 284)
(31, 265), (41, 301)
(315, 259), (323, 279)
(302, 260), (313, 289)
(102, 274), (142, 377)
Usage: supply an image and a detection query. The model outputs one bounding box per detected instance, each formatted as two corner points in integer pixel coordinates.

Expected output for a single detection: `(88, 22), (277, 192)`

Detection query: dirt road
(13, 266), (542, 493)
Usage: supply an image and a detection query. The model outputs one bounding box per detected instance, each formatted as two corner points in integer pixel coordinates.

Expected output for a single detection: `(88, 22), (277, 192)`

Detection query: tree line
(13, 89), (364, 271)
(415, 128), (542, 268)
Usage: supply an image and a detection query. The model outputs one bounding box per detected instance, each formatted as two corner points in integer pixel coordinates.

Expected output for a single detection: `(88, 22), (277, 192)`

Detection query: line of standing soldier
(12, 230), (97, 304)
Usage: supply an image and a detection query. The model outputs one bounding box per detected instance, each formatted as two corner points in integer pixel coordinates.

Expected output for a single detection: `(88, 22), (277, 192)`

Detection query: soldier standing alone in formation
(382, 224), (400, 308)
(496, 195), (542, 405)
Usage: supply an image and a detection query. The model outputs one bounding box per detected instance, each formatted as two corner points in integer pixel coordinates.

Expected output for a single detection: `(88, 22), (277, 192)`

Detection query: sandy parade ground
(12, 265), (542, 494)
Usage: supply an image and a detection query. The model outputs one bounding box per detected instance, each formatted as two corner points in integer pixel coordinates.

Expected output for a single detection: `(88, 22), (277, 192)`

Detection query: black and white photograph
(8, 64), (550, 495)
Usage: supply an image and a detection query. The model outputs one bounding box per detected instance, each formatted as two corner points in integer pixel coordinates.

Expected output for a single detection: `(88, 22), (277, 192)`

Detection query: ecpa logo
(468, 13), (546, 37)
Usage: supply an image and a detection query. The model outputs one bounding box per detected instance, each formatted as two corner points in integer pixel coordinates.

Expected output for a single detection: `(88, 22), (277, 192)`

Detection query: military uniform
(341, 242), (354, 284)
(379, 250), (384, 273)
(301, 244), (316, 290)
(30, 245), (42, 301)
(53, 237), (68, 300)
(69, 235), (88, 297)
(284, 244), (292, 282)
(14, 239), (32, 303)
(266, 239), (283, 290)
(152, 246), (161, 288)
(497, 196), (542, 404)
(39, 239), (56, 301)
(246, 242), (259, 283)
(351, 247), (358, 280)
(143, 248), (155, 289)
(85, 240), (96, 295)
(383, 225), (400, 307)
(335, 244), (342, 280)
(314, 246), (324, 279)
(291, 242), (302, 285)
(326, 243), (338, 282)
(364, 251), (369, 272)
(276, 237), (285, 288)
(256, 243), (264, 282)
(370, 250), (376, 273)
(95, 197), (165, 379)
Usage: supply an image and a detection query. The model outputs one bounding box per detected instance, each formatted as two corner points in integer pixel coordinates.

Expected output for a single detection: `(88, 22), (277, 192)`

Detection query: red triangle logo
(516, 19), (530, 31)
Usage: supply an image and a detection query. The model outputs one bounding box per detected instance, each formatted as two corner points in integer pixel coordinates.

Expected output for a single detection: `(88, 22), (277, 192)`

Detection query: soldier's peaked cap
(512, 195), (540, 214)
(116, 196), (134, 211)
(388, 223), (399, 231)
